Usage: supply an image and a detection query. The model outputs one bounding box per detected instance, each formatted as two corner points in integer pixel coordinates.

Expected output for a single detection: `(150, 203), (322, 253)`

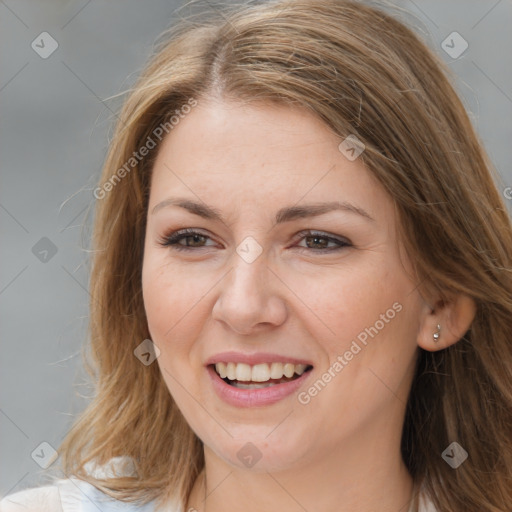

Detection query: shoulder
(0, 457), (164, 512)
(418, 487), (438, 512)
(0, 485), (61, 511)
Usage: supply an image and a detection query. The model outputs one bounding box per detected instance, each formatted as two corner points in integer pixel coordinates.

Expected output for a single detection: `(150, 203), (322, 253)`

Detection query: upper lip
(205, 351), (313, 367)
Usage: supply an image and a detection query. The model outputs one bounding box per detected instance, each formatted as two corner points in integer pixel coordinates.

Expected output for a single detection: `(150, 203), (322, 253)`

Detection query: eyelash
(157, 228), (352, 253)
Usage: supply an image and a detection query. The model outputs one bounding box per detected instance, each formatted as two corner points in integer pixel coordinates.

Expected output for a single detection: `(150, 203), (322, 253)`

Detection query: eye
(293, 230), (352, 252)
(158, 228), (352, 253)
(158, 228), (216, 251)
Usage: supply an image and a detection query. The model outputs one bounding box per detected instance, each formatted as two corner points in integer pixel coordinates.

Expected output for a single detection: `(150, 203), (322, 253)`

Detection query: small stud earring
(433, 324), (441, 342)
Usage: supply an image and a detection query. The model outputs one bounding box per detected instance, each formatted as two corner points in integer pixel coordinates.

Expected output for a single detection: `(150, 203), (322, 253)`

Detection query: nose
(211, 254), (288, 335)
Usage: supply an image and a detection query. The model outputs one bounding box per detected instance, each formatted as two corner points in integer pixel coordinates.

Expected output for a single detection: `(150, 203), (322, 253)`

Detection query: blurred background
(1, 0), (511, 496)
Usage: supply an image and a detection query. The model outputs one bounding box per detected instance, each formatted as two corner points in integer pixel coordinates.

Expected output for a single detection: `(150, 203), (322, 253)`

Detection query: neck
(186, 425), (414, 512)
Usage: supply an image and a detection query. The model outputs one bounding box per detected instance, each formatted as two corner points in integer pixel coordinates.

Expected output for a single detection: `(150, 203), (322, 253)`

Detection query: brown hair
(54, 1), (512, 511)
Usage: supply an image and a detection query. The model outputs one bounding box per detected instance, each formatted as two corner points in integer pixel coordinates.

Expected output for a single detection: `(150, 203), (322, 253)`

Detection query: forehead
(148, 99), (390, 220)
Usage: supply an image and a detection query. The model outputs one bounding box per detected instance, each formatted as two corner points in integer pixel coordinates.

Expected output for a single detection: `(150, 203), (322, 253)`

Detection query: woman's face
(142, 98), (425, 472)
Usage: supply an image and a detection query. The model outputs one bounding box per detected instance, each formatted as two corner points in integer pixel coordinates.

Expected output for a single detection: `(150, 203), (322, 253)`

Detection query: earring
(433, 324), (441, 342)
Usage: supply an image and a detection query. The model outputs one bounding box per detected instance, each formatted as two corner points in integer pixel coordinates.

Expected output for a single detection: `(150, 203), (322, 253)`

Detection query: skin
(141, 97), (476, 512)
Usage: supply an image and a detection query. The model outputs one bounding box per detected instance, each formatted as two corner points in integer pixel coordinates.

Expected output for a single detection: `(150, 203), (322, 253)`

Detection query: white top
(0, 456), (437, 512)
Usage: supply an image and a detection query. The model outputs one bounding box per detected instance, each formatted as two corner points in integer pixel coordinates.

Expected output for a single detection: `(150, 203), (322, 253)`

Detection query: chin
(202, 427), (311, 473)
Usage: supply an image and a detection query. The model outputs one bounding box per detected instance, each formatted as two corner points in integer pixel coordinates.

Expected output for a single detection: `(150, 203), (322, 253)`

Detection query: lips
(205, 352), (314, 407)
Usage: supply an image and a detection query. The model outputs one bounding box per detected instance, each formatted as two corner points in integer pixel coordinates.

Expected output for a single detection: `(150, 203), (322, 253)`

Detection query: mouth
(210, 362), (314, 389)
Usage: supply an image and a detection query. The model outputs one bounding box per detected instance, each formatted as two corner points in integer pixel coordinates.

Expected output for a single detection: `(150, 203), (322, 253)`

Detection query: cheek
(142, 257), (197, 346)
(142, 262), (172, 334)
(142, 261), (198, 398)
(290, 264), (418, 431)
(290, 254), (419, 406)
(142, 254), (219, 375)
(288, 261), (399, 353)
(142, 259), (219, 435)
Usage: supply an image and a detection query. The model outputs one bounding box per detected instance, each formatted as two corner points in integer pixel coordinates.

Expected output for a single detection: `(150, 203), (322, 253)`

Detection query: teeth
(270, 362), (284, 379)
(214, 362), (309, 382)
(235, 363), (252, 381)
(216, 362), (227, 379)
(226, 362), (236, 380)
(283, 363), (295, 378)
(252, 363), (270, 382)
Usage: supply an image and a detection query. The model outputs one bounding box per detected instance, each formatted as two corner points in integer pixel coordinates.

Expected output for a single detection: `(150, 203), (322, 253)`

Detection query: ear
(417, 292), (477, 352)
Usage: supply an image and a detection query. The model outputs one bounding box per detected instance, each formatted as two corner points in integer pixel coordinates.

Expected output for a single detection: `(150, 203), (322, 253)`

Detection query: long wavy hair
(54, 1), (512, 511)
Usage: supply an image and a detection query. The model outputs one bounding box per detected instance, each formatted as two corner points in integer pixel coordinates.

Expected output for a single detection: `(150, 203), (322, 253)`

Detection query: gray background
(1, 0), (511, 497)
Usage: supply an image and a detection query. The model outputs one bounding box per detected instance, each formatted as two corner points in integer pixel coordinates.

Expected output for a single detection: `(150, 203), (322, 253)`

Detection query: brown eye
(158, 229), (351, 253)
(179, 234), (207, 247)
(158, 229), (215, 251)
(304, 234), (329, 249)
(296, 230), (352, 252)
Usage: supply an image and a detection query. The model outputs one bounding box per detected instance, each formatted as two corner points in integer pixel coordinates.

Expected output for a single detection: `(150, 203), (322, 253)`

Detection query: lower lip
(207, 365), (312, 407)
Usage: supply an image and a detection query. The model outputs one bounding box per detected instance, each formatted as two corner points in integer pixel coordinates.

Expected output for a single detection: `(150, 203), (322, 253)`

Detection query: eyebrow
(151, 197), (374, 224)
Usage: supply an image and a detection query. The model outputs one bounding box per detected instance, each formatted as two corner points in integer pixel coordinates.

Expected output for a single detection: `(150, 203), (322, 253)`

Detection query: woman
(2, 1), (511, 511)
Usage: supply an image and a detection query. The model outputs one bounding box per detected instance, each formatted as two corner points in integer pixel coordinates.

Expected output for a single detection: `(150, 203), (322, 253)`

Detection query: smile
(207, 362), (313, 407)
(213, 362), (312, 388)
